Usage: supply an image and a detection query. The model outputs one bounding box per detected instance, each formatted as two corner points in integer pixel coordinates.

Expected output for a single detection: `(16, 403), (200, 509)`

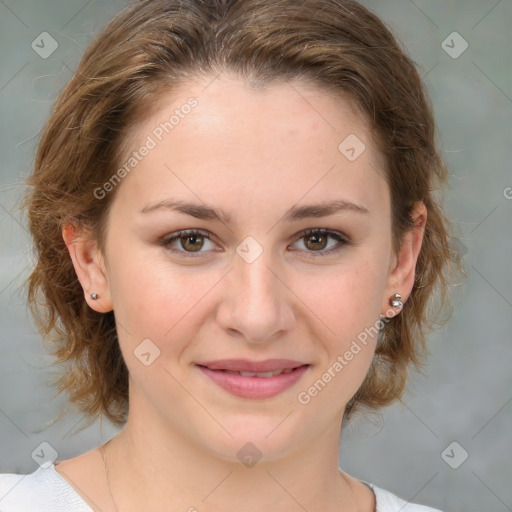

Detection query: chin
(188, 412), (311, 465)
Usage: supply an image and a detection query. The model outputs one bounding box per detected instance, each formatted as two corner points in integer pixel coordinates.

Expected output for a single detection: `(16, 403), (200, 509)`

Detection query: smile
(196, 359), (310, 399)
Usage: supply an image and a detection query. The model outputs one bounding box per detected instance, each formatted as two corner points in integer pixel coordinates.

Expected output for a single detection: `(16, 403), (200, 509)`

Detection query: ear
(62, 224), (113, 313)
(381, 202), (427, 318)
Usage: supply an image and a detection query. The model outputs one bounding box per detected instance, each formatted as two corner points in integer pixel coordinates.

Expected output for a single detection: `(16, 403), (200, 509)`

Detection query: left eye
(289, 228), (348, 256)
(161, 229), (216, 255)
(161, 228), (348, 257)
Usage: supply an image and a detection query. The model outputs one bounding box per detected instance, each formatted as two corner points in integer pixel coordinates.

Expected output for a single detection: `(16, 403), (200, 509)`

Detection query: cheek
(106, 246), (221, 352)
(291, 255), (387, 401)
(106, 257), (212, 403)
(293, 254), (386, 339)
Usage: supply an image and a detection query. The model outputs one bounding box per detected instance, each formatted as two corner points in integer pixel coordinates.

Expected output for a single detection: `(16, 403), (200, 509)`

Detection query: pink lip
(196, 359), (310, 399)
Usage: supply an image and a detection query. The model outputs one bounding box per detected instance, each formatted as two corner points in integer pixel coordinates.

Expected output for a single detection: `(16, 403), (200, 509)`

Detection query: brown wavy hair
(23, 0), (460, 427)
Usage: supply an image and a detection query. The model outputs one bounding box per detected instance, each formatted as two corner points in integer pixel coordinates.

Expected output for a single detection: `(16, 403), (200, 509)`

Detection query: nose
(216, 248), (295, 345)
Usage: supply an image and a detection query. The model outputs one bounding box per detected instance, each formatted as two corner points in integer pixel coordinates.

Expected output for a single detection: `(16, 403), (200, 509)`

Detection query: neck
(103, 387), (363, 512)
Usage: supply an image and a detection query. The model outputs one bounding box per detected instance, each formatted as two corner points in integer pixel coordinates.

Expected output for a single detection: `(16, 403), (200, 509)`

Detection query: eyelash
(160, 228), (349, 258)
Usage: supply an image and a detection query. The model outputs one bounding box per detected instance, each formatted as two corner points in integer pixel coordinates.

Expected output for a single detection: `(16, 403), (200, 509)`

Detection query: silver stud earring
(90, 293), (99, 300)
(390, 293), (403, 308)
(381, 293), (403, 320)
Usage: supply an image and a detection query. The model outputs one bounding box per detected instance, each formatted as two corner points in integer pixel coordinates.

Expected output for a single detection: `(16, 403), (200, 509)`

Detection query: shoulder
(368, 482), (443, 512)
(0, 464), (92, 512)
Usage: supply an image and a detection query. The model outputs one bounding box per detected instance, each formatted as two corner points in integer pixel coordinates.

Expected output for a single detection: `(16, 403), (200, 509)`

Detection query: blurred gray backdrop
(0, 1), (511, 511)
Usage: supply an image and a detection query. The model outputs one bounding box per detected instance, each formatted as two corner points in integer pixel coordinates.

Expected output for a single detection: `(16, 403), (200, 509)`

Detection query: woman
(0, 0), (455, 510)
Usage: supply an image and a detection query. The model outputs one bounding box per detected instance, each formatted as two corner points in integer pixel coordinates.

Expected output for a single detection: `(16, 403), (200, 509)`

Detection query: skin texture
(59, 73), (426, 512)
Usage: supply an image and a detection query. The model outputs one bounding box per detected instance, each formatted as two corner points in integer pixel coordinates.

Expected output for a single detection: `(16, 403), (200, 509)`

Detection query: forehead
(112, 73), (389, 223)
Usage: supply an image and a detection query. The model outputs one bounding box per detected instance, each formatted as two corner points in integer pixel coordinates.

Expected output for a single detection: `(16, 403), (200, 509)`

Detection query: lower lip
(197, 365), (310, 399)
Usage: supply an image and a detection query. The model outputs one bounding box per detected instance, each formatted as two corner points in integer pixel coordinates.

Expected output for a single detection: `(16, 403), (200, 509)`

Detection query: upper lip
(197, 359), (308, 372)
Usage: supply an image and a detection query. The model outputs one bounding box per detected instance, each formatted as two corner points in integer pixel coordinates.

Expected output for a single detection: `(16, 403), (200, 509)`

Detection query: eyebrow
(139, 198), (369, 223)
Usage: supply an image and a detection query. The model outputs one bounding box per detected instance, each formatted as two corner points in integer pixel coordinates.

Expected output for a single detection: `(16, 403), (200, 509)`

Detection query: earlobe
(381, 202), (427, 317)
(62, 224), (113, 313)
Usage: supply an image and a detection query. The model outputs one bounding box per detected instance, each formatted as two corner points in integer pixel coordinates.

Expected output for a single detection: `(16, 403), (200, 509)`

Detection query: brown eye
(304, 232), (328, 251)
(180, 234), (204, 252)
(162, 229), (216, 257)
(290, 229), (348, 257)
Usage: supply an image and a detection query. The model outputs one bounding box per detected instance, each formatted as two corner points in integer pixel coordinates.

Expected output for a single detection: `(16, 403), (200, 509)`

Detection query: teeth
(239, 371), (274, 378)
(222, 368), (296, 378)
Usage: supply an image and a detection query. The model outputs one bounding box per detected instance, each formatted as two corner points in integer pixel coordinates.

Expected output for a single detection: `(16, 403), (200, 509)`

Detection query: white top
(0, 464), (442, 512)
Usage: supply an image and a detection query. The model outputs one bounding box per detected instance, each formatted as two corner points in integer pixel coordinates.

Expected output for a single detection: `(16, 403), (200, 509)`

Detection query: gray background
(0, 1), (511, 511)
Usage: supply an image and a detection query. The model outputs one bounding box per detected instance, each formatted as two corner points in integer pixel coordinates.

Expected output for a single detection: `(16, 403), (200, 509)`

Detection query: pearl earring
(90, 293), (99, 300)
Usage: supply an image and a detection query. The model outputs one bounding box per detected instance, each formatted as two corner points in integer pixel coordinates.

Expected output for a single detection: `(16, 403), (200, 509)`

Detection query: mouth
(195, 359), (310, 399)
(211, 368), (297, 378)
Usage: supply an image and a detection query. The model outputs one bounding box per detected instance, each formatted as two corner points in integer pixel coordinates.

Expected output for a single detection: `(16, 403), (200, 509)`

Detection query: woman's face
(73, 73), (421, 461)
